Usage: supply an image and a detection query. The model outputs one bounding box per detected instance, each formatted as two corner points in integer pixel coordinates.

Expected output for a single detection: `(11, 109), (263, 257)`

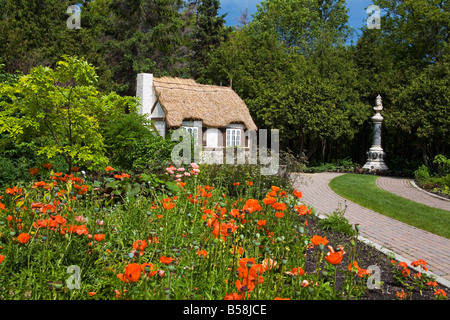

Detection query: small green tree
(0, 55), (138, 172)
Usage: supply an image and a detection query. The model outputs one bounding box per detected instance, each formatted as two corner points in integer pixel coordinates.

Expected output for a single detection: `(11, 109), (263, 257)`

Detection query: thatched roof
(152, 77), (257, 131)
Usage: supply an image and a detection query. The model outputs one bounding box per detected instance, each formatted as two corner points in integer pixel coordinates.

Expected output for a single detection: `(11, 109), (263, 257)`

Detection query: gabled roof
(152, 77), (257, 131)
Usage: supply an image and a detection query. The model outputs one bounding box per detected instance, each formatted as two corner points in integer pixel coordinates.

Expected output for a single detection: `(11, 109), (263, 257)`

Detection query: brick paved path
(376, 176), (450, 211)
(290, 172), (450, 286)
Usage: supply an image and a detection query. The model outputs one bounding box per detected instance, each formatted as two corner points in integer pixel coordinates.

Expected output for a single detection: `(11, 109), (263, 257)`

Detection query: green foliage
(101, 113), (177, 173)
(413, 165), (430, 185)
(318, 204), (356, 237)
(190, 0), (231, 78)
(0, 55), (138, 172)
(197, 163), (292, 198)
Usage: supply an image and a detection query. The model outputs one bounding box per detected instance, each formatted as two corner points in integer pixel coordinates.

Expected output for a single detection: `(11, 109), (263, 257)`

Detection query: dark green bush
(101, 113), (176, 173)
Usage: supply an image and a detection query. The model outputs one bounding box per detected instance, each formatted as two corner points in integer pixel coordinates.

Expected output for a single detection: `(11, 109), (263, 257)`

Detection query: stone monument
(363, 95), (388, 171)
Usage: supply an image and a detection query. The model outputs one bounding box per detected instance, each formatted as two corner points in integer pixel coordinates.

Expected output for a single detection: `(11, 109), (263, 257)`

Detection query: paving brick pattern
(376, 176), (450, 211)
(290, 172), (450, 284)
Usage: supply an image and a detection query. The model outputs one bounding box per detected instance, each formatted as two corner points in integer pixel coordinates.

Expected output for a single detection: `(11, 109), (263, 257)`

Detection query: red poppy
(233, 182), (240, 186)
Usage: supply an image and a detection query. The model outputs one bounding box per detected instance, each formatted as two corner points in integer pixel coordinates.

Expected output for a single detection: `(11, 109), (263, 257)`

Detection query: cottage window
(182, 126), (198, 144)
(226, 129), (241, 147)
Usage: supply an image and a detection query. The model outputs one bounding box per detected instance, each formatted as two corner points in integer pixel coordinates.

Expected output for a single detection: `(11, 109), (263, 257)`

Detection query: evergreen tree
(190, 0), (231, 79)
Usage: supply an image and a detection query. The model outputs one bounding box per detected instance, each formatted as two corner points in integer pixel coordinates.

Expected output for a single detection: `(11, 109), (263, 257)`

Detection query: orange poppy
(272, 202), (286, 211)
(275, 212), (284, 218)
(94, 234), (105, 242)
(160, 256), (175, 264)
(105, 166), (114, 172)
(246, 181), (253, 186)
(233, 182), (240, 186)
(263, 197), (276, 205)
(17, 233), (31, 244)
(42, 163), (53, 169)
(310, 235), (329, 247)
(29, 168), (38, 175)
(256, 220), (267, 229)
(271, 186), (280, 192)
(0, 255), (5, 264)
(325, 246), (345, 265)
(223, 292), (242, 300)
(231, 246), (244, 255)
(198, 250), (208, 258)
(239, 257), (256, 268)
(220, 222), (238, 238)
(132, 240), (148, 251)
(121, 263), (141, 283)
(141, 263), (158, 277)
(293, 189), (303, 198)
(244, 199), (262, 212)
(285, 267), (305, 276)
(295, 204), (311, 216)
(71, 167), (79, 172)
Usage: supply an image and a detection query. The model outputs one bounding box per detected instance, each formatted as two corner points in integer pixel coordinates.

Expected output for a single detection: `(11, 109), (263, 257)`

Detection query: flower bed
(0, 164), (448, 300)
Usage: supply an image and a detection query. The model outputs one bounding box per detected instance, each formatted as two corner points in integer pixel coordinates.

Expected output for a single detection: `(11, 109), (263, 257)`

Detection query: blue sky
(218, 0), (376, 42)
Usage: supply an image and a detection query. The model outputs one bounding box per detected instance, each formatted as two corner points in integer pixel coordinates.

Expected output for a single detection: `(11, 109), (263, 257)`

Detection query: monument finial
(374, 94), (383, 112)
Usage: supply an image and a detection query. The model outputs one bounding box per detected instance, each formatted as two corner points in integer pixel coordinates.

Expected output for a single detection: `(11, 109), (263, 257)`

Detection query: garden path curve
(376, 176), (450, 211)
(290, 172), (450, 287)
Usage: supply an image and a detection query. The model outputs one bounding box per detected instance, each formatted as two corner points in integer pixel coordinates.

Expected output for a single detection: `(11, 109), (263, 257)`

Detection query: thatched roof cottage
(136, 73), (257, 150)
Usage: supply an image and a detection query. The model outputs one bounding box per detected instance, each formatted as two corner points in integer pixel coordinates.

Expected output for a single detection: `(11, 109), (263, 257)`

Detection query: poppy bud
(54, 282), (63, 291)
(355, 224), (360, 232)
(318, 243), (324, 251)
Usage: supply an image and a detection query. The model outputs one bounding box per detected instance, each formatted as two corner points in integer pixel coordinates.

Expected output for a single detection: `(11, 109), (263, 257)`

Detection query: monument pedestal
(363, 95), (388, 171)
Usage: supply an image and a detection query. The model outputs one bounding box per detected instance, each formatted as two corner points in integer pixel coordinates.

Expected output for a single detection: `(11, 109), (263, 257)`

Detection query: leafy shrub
(414, 165), (430, 185)
(318, 203), (356, 237)
(101, 113), (176, 173)
(0, 141), (68, 188)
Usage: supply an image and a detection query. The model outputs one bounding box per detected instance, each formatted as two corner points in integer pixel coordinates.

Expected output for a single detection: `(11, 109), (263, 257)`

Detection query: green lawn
(328, 174), (450, 239)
